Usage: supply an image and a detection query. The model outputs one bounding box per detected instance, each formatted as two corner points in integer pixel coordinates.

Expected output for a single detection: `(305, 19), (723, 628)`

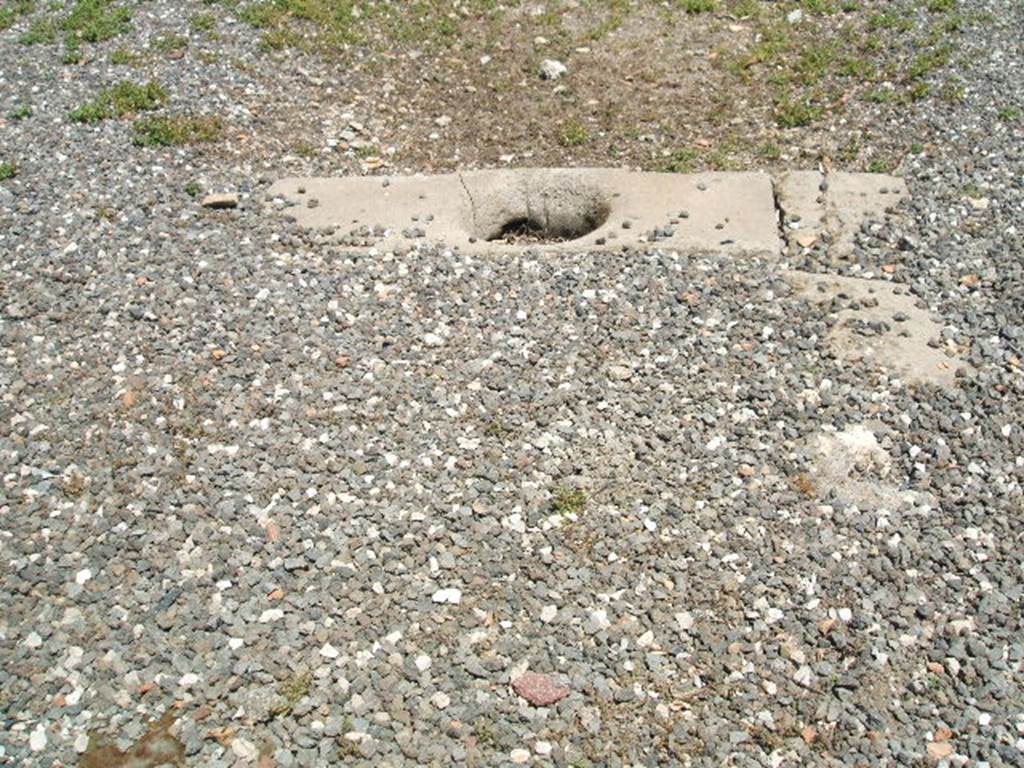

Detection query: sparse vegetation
(679, 0), (715, 13)
(269, 672), (312, 718)
(184, 181), (202, 197)
(559, 119), (590, 147)
(132, 114), (224, 146)
(0, 0), (34, 31)
(551, 487), (587, 516)
(189, 11), (216, 32)
(8, 104), (33, 120)
(0, 162), (18, 181)
(69, 80), (167, 123)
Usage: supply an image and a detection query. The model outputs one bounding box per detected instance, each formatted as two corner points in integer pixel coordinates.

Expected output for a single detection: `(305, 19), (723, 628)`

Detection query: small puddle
(79, 711), (186, 768)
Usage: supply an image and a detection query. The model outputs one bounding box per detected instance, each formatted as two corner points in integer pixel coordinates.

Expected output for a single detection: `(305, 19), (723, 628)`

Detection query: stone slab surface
(268, 169), (781, 255)
(790, 270), (967, 388)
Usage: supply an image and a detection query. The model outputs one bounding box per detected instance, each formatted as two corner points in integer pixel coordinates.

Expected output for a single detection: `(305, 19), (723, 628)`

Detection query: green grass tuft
(69, 80), (167, 123)
(551, 487), (587, 516)
(0, 162), (18, 181)
(8, 104), (33, 120)
(132, 114), (224, 146)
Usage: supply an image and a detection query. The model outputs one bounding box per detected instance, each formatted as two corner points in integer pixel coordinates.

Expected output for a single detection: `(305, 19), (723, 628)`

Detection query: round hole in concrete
(470, 172), (611, 244)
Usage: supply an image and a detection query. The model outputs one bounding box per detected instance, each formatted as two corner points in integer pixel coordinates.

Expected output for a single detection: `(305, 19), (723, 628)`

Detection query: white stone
(179, 673), (200, 687)
(232, 737), (259, 761)
(510, 748), (531, 764)
(432, 588), (462, 605)
(589, 608), (611, 631)
(228, 637), (245, 650)
(535, 740), (553, 755)
(787, 9), (803, 23)
(540, 605), (558, 623)
(539, 59), (567, 80)
(75, 569), (92, 585)
(415, 654), (432, 672)
(259, 609), (284, 622)
(431, 691), (451, 709)
(74, 732), (89, 753)
(675, 611), (694, 631)
(320, 643), (339, 659)
(24, 631), (42, 649)
(637, 630), (655, 648)
(29, 724), (47, 752)
(423, 332), (444, 347)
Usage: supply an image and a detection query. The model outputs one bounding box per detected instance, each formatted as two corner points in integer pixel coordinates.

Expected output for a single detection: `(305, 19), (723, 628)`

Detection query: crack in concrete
(769, 175), (786, 255)
(457, 172), (479, 234)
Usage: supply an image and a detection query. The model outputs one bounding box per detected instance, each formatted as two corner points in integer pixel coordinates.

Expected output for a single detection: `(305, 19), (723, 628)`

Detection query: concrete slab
(777, 171), (908, 257)
(789, 271), (967, 388)
(268, 169), (782, 256)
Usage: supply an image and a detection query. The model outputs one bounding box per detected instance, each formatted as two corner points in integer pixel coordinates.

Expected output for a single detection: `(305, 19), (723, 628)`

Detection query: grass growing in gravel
(0, 0), (34, 31)
(0, 162), (17, 181)
(8, 104), (32, 120)
(551, 487), (587, 516)
(69, 81), (167, 123)
(131, 115), (224, 146)
(269, 672), (312, 718)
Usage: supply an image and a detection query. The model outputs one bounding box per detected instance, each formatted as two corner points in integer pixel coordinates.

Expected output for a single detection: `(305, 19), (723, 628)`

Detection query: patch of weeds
(907, 81), (930, 102)
(152, 33), (187, 52)
(0, 0), (34, 31)
(483, 417), (513, 439)
(559, 119), (589, 147)
(270, 672), (312, 718)
(774, 97), (822, 128)
(864, 87), (894, 103)
(472, 719), (499, 749)
(909, 142), (924, 154)
(662, 146), (699, 173)
(189, 11), (216, 31)
(0, 162), (18, 181)
(997, 105), (1022, 121)
(867, 12), (912, 33)
(292, 141), (317, 158)
(758, 141), (782, 160)
(69, 80), (167, 123)
(866, 158), (891, 173)
(109, 46), (143, 64)
(926, 0), (955, 12)
(679, 0), (715, 13)
(8, 104), (33, 120)
(940, 78), (964, 102)
(184, 180), (202, 197)
(907, 44), (953, 80)
(551, 487), (587, 516)
(19, 16), (57, 44)
(132, 115), (224, 146)
(61, 0), (133, 62)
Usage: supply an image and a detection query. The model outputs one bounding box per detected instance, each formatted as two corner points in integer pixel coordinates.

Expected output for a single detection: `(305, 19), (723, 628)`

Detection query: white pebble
(320, 643), (339, 659)
(29, 723), (47, 752)
(510, 747), (531, 763)
(179, 673), (200, 687)
(432, 588), (462, 605)
(415, 654), (432, 672)
(675, 611), (694, 631)
(24, 631), (42, 649)
(259, 609), (284, 622)
(75, 569), (92, 585)
(431, 691), (451, 709)
(540, 605), (558, 623)
(535, 740), (553, 755)
(228, 638), (245, 650)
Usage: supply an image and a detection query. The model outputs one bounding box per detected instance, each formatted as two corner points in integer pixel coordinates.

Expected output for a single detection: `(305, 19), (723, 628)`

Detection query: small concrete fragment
(539, 59), (567, 80)
(512, 671), (571, 707)
(202, 192), (239, 209)
(776, 172), (908, 257)
(790, 271), (967, 388)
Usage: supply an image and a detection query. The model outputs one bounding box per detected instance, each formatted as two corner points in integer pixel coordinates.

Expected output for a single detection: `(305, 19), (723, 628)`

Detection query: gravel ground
(2, 1), (1023, 767)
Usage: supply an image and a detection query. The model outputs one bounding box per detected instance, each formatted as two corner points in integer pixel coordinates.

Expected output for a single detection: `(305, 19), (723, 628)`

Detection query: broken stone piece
(512, 672), (570, 707)
(202, 193), (239, 209)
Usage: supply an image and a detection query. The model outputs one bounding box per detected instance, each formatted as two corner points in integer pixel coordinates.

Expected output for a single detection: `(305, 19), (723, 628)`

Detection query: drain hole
(490, 217), (550, 244)
(485, 204), (609, 244)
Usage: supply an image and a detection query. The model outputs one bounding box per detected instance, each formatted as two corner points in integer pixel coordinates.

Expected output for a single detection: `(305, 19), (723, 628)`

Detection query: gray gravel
(2, 1), (1023, 767)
